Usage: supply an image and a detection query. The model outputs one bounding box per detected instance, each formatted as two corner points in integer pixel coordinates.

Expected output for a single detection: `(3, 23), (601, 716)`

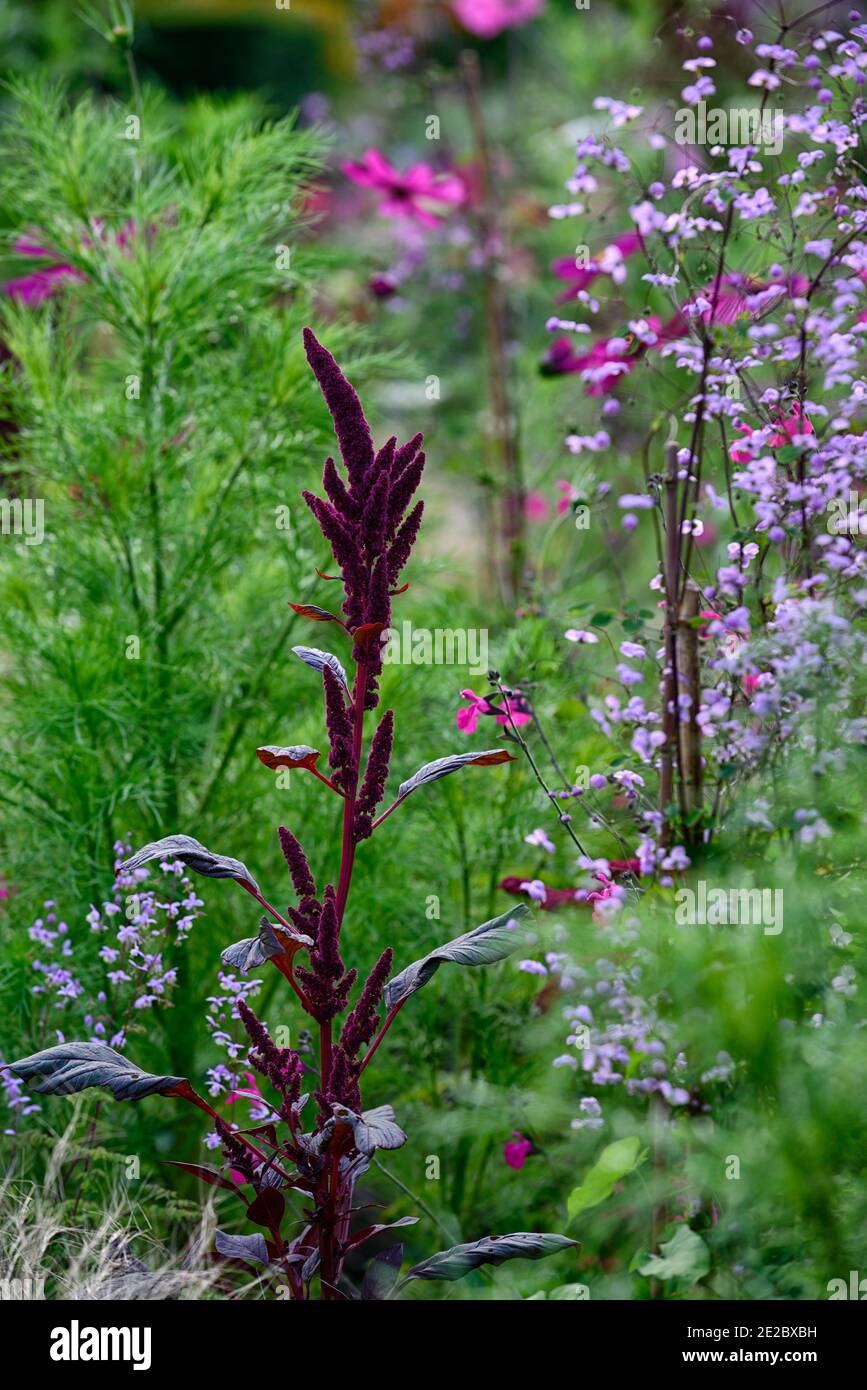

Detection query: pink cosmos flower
(3, 237), (84, 305)
(3, 222), (146, 307)
(541, 334), (636, 393)
(341, 150), (465, 228)
(457, 688), (532, 734)
(452, 0), (545, 40)
(503, 1130), (534, 1169)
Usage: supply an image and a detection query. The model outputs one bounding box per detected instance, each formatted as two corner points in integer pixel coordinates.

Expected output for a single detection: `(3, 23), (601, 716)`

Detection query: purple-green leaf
(221, 916), (313, 974)
(214, 1230), (269, 1268)
(396, 749), (515, 802)
(354, 1105), (407, 1154)
(383, 904), (530, 1012)
(166, 1161), (242, 1196)
(406, 1232), (579, 1283)
(256, 745), (321, 771)
(7, 1042), (187, 1101)
(291, 645), (350, 696)
(120, 834), (259, 893)
(345, 1216), (418, 1253)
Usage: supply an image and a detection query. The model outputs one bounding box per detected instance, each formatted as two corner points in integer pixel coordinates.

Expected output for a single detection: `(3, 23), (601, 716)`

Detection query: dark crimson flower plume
(354, 708), (393, 840)
(278, 825), (316, 899)
(326, 946), (394, 1110)
(295, 885), (357, 1024)
(302, 328), (425, 709)
(237, 998), (303, 1110)
(214, 1115), (258, 1184)
(322, 664), (356, 791)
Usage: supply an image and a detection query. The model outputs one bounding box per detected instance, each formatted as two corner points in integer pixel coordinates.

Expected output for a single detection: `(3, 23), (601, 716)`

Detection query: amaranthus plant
(9, 331), (577, 1300)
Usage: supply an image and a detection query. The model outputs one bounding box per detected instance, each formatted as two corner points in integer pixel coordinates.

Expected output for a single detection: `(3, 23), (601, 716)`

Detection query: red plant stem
(236, 880), (317, 1013)
(310, 767), (343, 794)
(370, 795), (406, 832)
(177, 1085), (293, 1181)
(319, 1021), (333, 1095)
(320, 1150), (341, 1299)
(357, 999), (406, 1077)
(237, 880), (296, 935)
(282, 962), (315, 1016)
(334, 658), (368, 925)
(320, 656), (367, 1298)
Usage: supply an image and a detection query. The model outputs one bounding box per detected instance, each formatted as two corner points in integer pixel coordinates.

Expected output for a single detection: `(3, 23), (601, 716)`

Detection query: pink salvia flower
(457, 689), (532, 733)
(503, 1130), (534, 1169)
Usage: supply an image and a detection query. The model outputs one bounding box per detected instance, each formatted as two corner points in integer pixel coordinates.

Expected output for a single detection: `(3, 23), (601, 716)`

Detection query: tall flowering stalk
(8, 331), (576, 1299)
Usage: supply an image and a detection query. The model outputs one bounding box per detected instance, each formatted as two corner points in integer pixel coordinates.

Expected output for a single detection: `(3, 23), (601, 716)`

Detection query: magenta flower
(503, 1130), (534, 1170)
(341, 150), (465, 228)
(556, 480), (581, 514)
(457, 688), (532, 734)
(3, 237), (83, 305)
(524, 489), (549, 521)
(767, 404), (814, 447)
(542, 329), (647, 395)
(452, 0), (545, 39)
(730, 405), (814, 463)
(552, 231), (642, 303)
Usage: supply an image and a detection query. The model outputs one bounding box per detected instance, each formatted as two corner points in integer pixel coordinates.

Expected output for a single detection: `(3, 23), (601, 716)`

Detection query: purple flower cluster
(539, 13), (867, 874)
(0, 841), (203, 1135)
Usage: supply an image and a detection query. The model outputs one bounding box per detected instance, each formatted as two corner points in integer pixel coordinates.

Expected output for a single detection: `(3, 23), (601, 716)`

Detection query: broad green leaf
(567, 1136), (645, 1222)
(549, 1282), (590, 1300)
(638, 1225), (710, 1283)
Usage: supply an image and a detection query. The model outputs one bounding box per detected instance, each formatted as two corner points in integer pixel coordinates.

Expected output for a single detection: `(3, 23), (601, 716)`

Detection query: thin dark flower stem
(493, 679), (588, 856)
(372, 1156), (455, 1246)
(526, 695), (635, 860)
(530, 707), (570, 786)
(178, 1086), (293, 1180)
(460, 47), (525, 601)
